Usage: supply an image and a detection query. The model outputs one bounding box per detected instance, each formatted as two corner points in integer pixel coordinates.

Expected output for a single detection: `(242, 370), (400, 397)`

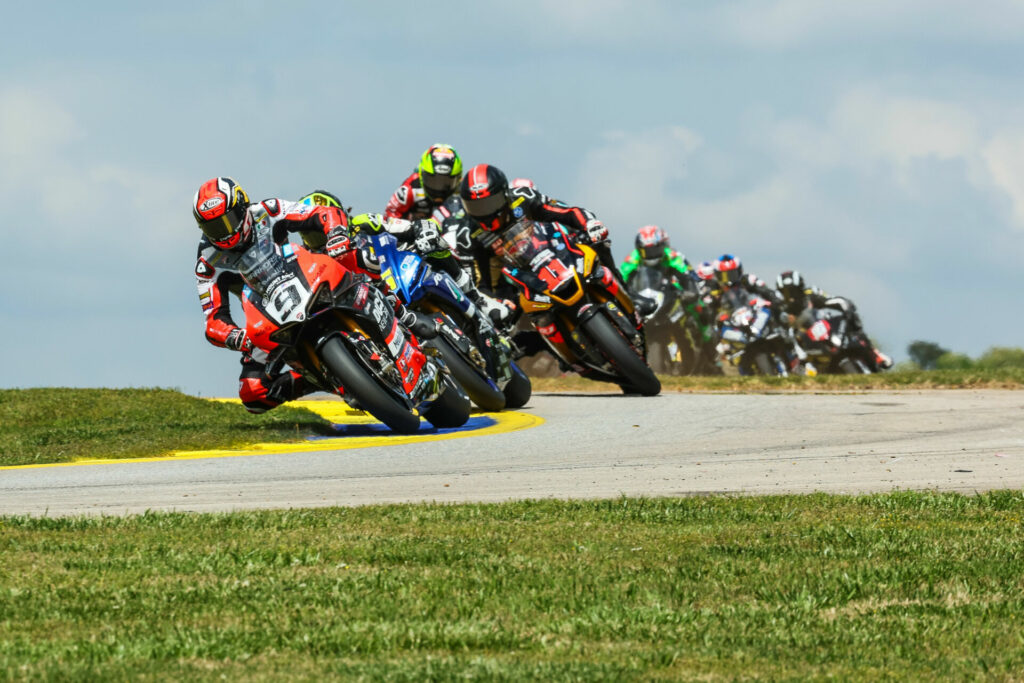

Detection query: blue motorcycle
(371, 232), (532, 411)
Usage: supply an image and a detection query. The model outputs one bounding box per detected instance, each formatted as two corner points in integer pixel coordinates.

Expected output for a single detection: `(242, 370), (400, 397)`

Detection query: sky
(3, 0), (1024, 397)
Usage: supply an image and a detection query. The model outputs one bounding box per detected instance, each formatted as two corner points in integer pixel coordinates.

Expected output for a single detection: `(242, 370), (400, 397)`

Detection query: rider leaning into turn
(449, 163), (616, 300)
(193, 179), (429, 414)
(384, 143), (463, 220)
(193, 178), (350, 413)
(620, 225), (693, 286)
(776, 270), (894, 370)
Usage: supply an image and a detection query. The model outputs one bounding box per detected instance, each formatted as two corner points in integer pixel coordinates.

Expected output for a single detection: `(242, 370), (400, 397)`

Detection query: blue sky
(3, 1), (1023, 396)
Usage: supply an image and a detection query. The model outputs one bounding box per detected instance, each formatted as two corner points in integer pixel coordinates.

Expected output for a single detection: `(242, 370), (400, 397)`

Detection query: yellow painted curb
(1, 400), (544, 470)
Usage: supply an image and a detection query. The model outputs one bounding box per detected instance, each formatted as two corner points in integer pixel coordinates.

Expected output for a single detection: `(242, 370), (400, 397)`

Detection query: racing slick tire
(582, 313), (661, 396)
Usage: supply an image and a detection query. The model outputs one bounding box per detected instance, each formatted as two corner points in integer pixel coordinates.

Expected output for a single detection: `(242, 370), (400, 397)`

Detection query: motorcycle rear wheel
(429, 336), (506, 411)
(582, 313), (661, 396)
(753, 351), (777, 376)
(320, 337), (421, 434)
(423, 375), (471, 428)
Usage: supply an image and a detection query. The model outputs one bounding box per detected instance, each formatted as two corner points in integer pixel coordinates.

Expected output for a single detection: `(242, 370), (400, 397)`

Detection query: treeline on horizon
(906, 342), (1024, 371)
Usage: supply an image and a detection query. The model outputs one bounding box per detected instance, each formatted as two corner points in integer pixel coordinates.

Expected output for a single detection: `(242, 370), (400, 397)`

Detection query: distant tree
(976, 347), (1024, 369)
(907, 340), (949, 370)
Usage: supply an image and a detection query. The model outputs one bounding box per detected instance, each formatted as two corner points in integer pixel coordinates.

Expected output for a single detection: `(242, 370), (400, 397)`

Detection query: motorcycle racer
(193, 178), (428, 413)
(384, 143), (463, 220)
(776, 270), (893, 370)
(620, 225), (693, 284)
(452, 163), (620, 299)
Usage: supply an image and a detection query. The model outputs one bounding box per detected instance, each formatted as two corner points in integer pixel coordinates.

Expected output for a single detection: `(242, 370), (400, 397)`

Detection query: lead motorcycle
(715, 287), (799, 376)
(497, 220), (660, 395)
(239, 228), (470, 434)
(371, 231), (532, 411)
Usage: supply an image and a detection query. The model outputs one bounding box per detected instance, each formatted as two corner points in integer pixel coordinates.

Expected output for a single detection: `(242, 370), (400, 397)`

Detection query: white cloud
(981, 132), (1024, 227)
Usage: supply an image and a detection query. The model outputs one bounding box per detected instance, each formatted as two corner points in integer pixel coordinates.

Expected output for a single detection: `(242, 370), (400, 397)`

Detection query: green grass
(0, 388), (334, 467)
(2, 492), (1023, 679)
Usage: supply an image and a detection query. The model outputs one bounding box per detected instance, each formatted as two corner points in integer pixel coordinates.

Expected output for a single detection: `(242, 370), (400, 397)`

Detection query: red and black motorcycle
(239, 228), (469, 433)
(497, 220), (660, 395)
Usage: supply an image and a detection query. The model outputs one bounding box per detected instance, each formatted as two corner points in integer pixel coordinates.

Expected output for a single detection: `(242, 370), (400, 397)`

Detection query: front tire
(429, 336), (506, 411)
(582, 313), (661, 396)
(319, 337), (421, 434)
(423, 375), (471, 428)
(503, 361), (532, 409)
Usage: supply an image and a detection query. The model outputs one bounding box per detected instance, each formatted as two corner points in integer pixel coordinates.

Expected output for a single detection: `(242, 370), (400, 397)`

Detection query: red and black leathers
(385, 171), (455, 220)
(450, 185), (613, 295)
(195, 197), (347, 412)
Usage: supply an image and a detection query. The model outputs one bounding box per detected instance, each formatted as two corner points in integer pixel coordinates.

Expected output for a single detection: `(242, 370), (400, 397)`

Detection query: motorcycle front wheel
(503, 361), (532, 409)
(423, 375), (471, 428)
(582, 313), (661, 396)
(429, 336), (506, 412)
(320, 336), (421, 434)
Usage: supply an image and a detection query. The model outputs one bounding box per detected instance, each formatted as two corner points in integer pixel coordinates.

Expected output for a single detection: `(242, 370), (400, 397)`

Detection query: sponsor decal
(199, 197), (224, 212)
(513, 207), (524, 218)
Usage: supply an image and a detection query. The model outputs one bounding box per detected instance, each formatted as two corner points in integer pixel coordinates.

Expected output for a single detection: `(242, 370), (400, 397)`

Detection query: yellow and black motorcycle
(497, 220), (660, 395)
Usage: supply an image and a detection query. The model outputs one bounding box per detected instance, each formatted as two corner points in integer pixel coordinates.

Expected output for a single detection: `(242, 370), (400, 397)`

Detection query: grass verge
(0, 388), (333, 467)
(2, 492), (1023, 679)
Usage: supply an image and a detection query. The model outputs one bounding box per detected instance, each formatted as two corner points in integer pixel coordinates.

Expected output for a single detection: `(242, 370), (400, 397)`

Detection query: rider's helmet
(460, 163), (510, 232)
(776, 270), (807, 307)
(510, 177), (535, 190)
(635, 225), (669, 266)
(695, 260), (716, 281)
(714, 254), (744, 287)
(418, 143), (463, 202)
(193, 177), (251, 250)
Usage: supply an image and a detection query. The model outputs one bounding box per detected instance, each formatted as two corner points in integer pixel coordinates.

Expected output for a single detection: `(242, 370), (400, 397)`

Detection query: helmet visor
(639, 246), (662, 263)
(199, 203), (247, 242)
(463, 191), (507, 219)
(422, 172), (459, 197)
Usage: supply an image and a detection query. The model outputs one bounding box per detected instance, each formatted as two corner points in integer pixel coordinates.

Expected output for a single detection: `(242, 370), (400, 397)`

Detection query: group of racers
(619, 225), (893, 375)
(192, 142), (891, 414)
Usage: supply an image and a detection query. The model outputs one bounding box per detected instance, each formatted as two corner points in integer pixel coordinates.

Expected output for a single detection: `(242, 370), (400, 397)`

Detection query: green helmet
(417, 143), (463, 201)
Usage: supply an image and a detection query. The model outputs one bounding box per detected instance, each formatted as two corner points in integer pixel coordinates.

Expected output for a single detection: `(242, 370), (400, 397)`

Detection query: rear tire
(429, 336), (506, 411)
(319, 337), (421, 434)
(753, 351), (776, 376)
(503, 361), (532, 409)
(423, 376), (471, 428)
(582, 313), (660, 396)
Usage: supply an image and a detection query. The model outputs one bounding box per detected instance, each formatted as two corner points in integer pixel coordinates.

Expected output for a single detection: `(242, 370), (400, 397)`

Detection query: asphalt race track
(2, 390), (1022, 516)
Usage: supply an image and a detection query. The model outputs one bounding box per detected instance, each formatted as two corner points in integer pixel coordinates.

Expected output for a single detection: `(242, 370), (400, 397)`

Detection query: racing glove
(585, 219), (609, 244)
(413, 219), (444, 254)
(478, 295), (517, 325)
(325, 226), (351, 258)
(224, 328), (253, 353)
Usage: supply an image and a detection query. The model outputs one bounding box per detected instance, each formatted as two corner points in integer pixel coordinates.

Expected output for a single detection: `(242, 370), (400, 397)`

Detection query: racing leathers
(450, 184), (620, 297)
(195, 198), (348, 413)
(781, 288), (893, 371)
(385, 171), (453, 220)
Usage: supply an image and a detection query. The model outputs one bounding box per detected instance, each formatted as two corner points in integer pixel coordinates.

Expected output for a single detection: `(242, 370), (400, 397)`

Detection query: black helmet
(776, 270), (806, 303)
(460, 163), (509, 232)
